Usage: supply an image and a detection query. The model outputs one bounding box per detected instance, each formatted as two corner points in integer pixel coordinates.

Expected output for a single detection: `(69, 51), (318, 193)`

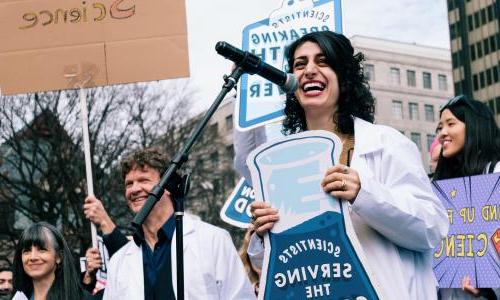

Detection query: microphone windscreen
(281, 74), (299, 94)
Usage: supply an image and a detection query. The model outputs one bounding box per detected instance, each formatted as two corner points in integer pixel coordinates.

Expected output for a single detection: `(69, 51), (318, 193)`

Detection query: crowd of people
(0, 31), (498, 300)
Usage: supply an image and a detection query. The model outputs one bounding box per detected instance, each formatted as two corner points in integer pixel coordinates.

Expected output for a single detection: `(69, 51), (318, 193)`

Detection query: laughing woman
(239, 31), (449, 299)
(12, 222), (87, 300)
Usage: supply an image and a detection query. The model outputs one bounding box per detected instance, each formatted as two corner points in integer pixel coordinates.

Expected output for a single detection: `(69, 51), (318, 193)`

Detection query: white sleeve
(246, 233), (265, 270)
(233, 127), (267, 185)
(214, 230), (256, 299)
(351, 138), (449, 252)
(102, 252), (118, 300)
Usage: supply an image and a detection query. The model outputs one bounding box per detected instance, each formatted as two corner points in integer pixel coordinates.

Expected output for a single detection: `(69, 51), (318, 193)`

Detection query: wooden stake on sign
(79, 86), (98, 248)
(66, 70), (98, 249)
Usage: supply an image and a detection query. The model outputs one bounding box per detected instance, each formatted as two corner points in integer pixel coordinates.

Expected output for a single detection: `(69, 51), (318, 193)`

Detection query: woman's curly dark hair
(282, 31), (375, 135)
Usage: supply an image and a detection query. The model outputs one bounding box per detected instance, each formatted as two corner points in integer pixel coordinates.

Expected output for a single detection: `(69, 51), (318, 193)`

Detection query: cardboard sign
(0, 0), (189, 95)
(247, 130), (382, 300)
(237, 0), (342, 131)
(220, 178), (256, 228)
(432, 173), (500, 288)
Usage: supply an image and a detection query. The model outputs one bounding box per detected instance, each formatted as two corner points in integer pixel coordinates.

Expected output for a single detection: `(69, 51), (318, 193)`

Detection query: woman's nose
(304, 62), (317, 76)
(29, 249), (39, 260)
(438, 128), (447, 139)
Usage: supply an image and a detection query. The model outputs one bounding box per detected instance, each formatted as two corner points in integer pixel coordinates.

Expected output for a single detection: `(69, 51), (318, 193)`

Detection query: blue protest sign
(237, 0), (342, 131)
(220, 178), (255, 228)
(247, 130), (382, 299)
(432, 173), (500, 288)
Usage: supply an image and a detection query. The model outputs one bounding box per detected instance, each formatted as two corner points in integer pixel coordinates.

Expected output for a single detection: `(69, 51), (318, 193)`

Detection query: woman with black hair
(240, 31), (449, 299)
(434, 95), (500, 300)
(12, 222), (88, 300)
(434, 95), (499, 180)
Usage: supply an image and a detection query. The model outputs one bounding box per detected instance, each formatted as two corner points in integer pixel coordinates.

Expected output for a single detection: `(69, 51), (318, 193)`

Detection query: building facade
(447, 0), (500, 123)
(351, 36), (454, 172)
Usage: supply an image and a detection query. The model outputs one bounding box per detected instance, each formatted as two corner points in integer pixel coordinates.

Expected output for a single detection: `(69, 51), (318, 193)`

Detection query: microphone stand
(132, 65), (245, 300)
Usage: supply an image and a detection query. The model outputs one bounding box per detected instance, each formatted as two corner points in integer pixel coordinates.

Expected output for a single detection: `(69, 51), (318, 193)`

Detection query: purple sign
(432, 173), (500, 288)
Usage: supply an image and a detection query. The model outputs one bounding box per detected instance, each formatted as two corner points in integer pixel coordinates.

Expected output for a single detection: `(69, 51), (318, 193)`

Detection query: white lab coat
(244, 118), (449, 300)
(103, 214), (255, 300)
(11, 292), (28, 300)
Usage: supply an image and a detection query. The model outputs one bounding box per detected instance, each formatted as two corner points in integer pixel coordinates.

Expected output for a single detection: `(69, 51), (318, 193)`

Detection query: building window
(423, 72), (432, 89)
(364, 64), (375, 81)
(481, 8), (487, 25)
(225, 114), (233, 130)
(474, 12), (480, 28)
(480, 72), (485, 88)
(490, 36), (496, 52)
(409, 102), (419, 120)
(487, 5), (494, 22)
(438, 74), (448, 91)
(470, 44), (476, 61)
(468, 15), (474, 31)
(449, 23), (457, 39)
(484, 39), (490, 55)
(390, 68), (401, 85)
(410, 133), (422, 151)
(425, 105), (435, 122)
(209, 123), (218, 135)
(392, 100), (403, 119)
(210, 151), (219, 168)
(477, 42), (483, 58)
(486, 68), (493, 85)
(407, 70), (416, 87)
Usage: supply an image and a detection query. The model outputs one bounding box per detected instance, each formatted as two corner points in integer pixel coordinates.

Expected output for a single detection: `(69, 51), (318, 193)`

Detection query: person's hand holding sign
(250, 202), (279, 237)
(250, 164), (360, 236)
(321, 164), (361, 203)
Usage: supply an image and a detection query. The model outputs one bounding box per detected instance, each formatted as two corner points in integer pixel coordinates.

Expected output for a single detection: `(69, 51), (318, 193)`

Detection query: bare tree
(0, 79), (244, 263)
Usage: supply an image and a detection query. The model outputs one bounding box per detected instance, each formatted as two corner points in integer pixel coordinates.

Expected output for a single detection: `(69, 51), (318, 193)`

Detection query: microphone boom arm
(132, 66), (245, 228)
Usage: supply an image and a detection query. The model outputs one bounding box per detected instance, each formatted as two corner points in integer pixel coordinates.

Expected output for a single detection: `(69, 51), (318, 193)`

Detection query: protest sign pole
(67, 72), (98, 249)
(79, 85), (98, 248)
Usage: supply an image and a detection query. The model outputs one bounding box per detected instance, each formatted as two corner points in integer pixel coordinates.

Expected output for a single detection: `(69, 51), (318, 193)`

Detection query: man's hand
(83, 195), (115, 234)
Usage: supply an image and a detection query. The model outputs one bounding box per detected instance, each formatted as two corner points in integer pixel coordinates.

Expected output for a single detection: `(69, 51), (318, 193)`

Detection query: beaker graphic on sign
(253, 134), (340, 233)
(248, 130), (380, 300)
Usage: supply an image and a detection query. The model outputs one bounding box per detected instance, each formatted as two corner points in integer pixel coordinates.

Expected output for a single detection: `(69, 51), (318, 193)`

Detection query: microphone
(215, 41), (298, 93)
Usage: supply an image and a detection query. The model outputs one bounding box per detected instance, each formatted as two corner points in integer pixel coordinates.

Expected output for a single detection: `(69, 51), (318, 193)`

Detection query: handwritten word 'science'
(19, 0), (135, 30)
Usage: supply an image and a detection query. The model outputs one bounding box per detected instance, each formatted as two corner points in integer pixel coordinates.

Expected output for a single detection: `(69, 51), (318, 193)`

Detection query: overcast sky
(184, 0), (450, 112)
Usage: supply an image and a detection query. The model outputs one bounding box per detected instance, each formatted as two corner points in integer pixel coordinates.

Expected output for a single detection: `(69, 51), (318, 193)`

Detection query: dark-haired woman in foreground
(434, 95), (500, 300)
(12, 222), (88, 300)
(238, 31), (449, 299)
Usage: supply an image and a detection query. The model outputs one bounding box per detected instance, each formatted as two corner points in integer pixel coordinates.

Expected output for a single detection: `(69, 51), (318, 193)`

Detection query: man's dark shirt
(133, 217), (176, 300)
(102, 228), (129, 258)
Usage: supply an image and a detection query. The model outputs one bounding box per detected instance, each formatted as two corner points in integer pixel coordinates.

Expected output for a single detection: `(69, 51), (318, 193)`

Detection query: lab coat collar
(353, 117), (384, 155)
(125, 214), (196, 255)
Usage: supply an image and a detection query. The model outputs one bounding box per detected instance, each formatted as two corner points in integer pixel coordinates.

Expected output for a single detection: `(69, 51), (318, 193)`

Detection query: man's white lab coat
(103, 214), (255, 300)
